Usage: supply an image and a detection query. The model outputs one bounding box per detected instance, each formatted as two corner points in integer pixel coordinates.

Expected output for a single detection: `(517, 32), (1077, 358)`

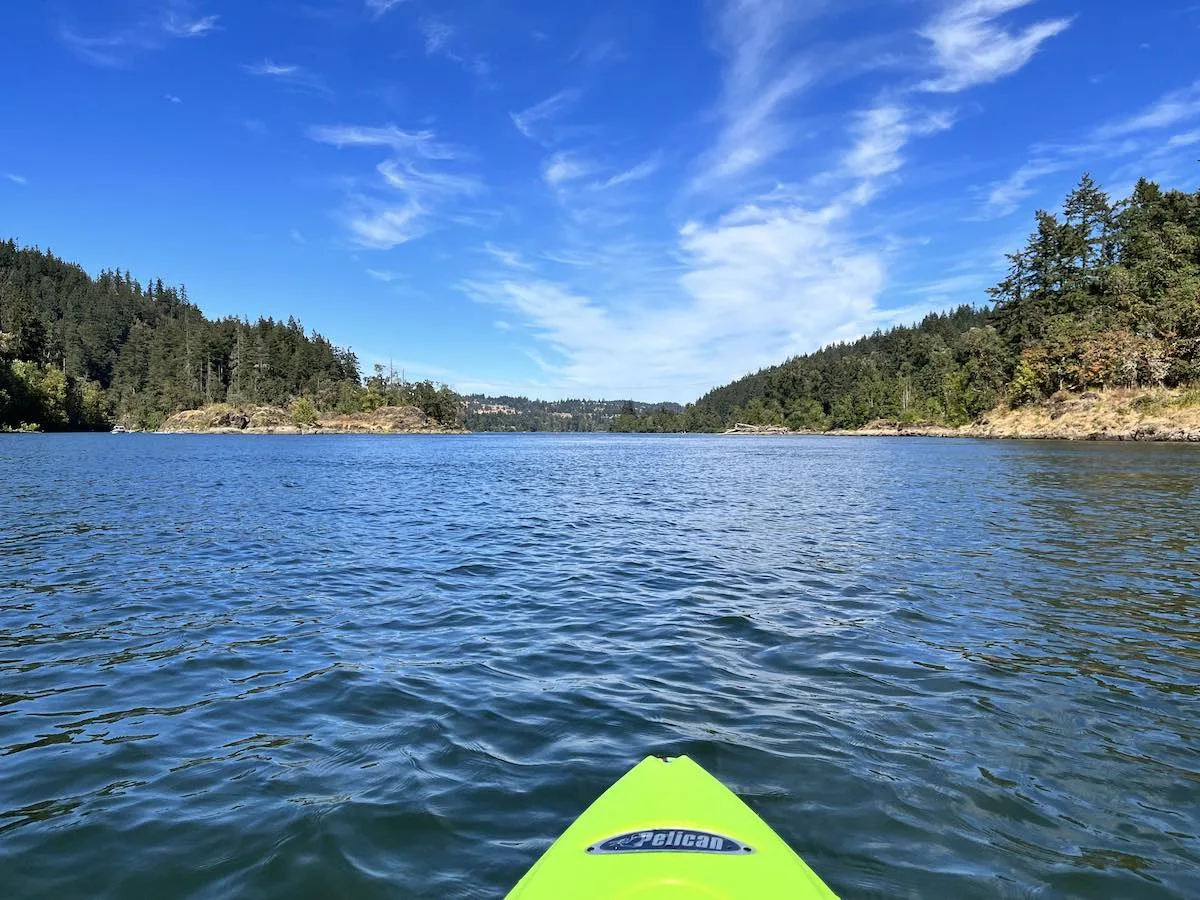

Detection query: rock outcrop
(158, 404), (466, 435)
(723, 422), (792, 435)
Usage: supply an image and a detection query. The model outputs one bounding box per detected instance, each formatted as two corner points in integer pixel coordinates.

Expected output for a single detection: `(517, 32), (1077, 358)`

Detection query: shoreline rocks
(722, 423), (792, 435)
(719, 387), (1200, 443)
(157, 404), (467, 435)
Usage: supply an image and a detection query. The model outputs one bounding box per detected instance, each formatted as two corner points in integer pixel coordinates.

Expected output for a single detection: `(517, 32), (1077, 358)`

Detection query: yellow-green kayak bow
(505, 755), (838, 899)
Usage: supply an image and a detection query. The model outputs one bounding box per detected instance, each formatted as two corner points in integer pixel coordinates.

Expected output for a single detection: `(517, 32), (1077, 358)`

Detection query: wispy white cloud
(698, 0), (816, 184)
(571, 39), (623, 68)
(377, 159), (482, 198)
(417, 17), (492, 80)
(345, 204), (424, 249)
(61, 1), (219, 66)
(537, 250), (592, 267)
(463, 1), (1004, 398)
(981, 159), (1070, 217)
(325, 0), (1092, 400)
(920, 0), (1072, 93)
(537, 152), (667, 238)
(160, 10), (219, 38)
(420, 18), (454, 55)
(308, 124), (457, 159)
(366, 0), (408, 17)
(245, 60), (298, 77)
(902, 270), (997, 300)
(844, 104), (954, 181)
(691, 1), (1063, 190)
(590, 157), (661, 191)
(243, 60), (331, 95)
(483, 243), (535, 270)
(979, 80), (1200, 219)
(367, 268), (405, 282)
(164, 93), (183, 104)
(460, 185), (906, 399)
(59, 31), (121, 66)
(510, 89), (581, 141)
(5, 173), (27, 185)
(1096, 81), (1200, 138)
(310, 123), (478, 250)
(543, 152), (594, 187)
(457, 0), (1079, 400)
(1167, 129), (1200, 149)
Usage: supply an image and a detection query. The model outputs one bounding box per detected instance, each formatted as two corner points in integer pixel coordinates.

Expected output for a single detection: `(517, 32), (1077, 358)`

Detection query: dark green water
(1, 434), (1198, 898)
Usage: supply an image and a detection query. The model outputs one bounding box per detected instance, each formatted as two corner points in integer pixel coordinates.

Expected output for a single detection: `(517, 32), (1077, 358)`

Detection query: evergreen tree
(0, 241), (386, 430)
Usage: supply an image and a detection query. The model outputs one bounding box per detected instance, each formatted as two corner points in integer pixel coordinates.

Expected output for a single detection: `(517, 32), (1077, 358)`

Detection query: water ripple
(1, 434), (1198, 898)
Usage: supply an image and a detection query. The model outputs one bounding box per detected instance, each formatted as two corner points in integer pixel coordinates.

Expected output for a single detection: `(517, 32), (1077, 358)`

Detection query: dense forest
(618, 174), (1200, 432)
(0, 240), (460, 431)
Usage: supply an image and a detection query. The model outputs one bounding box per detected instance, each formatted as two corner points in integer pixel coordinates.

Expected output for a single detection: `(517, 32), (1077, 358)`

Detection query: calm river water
(1, 434), (1197, 898)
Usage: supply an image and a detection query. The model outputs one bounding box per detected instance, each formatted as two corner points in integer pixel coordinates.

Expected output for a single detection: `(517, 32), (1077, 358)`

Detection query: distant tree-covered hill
(463, 395), (685, 432)
(693, 305), (997, 429)
(618, 174), (1200, 432)
(0, 240), (459, 431)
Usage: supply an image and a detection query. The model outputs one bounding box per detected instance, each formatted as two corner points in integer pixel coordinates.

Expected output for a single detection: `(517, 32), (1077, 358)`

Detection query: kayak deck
(505, 755), (838, 899)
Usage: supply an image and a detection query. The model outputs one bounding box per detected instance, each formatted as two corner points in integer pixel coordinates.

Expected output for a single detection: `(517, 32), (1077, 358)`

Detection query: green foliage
(335, 381), (365, 415)
(695, 173), (1200, 430)
(786, 399), (828, 431)
(607, 402), (723, 433)
(0, 240), (371, 431)
(1173, 385), (1200, 408)
(1008, 353), (1047, 407)
(463, 396), (692, 432)
(358, 364), (462, 427)
(9, 359), (68, 429)
(691, 306), (994, 431)
(291, 396), (318, 427)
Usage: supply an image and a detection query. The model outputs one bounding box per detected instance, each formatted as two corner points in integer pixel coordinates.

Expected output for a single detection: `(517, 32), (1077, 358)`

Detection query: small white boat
(111, 425), (128, 434)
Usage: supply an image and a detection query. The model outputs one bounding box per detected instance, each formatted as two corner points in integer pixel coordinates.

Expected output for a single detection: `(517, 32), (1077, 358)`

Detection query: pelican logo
(587, 829), (753, 855)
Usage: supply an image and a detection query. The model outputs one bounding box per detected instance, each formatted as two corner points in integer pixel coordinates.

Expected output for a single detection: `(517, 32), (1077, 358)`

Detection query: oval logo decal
(587, 829), (753, 854)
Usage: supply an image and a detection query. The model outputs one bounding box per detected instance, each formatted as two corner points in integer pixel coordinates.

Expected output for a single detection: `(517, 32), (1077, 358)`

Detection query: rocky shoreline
(155, 404), (467, 435)
(722, 387), (1200, 443)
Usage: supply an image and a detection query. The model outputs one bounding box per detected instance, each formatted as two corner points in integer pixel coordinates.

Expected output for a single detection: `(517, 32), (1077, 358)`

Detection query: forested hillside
(627, 174), (1200, 432)
(694, 305), (997, 429)
(0, 241), (459, 430)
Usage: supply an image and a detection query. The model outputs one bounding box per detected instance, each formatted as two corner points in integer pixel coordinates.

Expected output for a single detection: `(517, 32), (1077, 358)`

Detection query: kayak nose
(616, 878), (728, 899)
(505, 756), (838, 899)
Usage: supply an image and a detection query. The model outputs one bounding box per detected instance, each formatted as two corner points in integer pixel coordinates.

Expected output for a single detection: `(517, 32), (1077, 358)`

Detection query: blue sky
(2, 1), (1199, 401)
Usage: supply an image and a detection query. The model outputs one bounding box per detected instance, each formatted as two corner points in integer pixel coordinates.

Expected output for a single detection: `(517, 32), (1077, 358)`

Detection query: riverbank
(156, 404), (467, 435)
(725, 386), (1200, 442)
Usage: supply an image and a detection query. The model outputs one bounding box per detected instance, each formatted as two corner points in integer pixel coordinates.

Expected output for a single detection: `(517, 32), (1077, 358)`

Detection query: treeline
(693, 305), (997, 429)
(609, 400), (724, 433)
(990, 175), (1199, 400)
(463, 396), (684, 432)
(618, 174), (1200, 432)
(0, 241), (461, 430)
